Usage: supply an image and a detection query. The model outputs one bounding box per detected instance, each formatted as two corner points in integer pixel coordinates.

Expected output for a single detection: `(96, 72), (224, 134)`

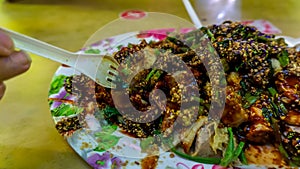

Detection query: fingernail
(0, 45), (12, 56)
(12, 50), (32, 66)
(0, 31), (14, 56)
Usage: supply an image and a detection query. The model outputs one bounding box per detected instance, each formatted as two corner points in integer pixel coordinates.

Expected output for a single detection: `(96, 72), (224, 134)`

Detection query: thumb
(0, 50), (32, 81)
(0, 82), (6, 100)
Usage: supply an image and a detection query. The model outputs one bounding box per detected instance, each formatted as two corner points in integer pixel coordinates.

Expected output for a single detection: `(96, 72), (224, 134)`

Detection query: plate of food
(48, 21), (300, 169)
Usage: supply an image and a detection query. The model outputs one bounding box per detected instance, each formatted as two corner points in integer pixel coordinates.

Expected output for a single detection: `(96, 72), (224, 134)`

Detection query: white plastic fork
(0, 27), (119, 88)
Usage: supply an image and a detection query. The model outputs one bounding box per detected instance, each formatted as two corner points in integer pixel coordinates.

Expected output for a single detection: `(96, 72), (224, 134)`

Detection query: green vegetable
(166, 36), (178, 43)
(270, 117), (281, 143)
(220, 127), (234, 166)
(232, 142), (245, 161)
(235, 63), (244, 72)
(278, 144), (289, 160)
(127, 43), (133, 48)
(154, 48), (161, 56)
(192, 96), (205, 104)
(278, 103), (288, 114)
(268, 87), (278, 97)
(116, 45), (123, 50)
(220, 128), (246, 166)
(94, 125), (121, 152)
(239, 150), (248, 165)
(220, 142), (245, 166)
(51, 104), (83, 117)
(145, 69), (157, 82)
(84, 48), (101, 54)
(49, 75), (67, 96)
(171, 148), (221, 164)
(102, 106), (121, 119)
(270, 101), (280, 118)
(257, 36), (273, 42)
(208, 44), (215, 53)
(94, 125), (118, 135)
(152, 70), (163, 81)
(277, 50), (290, 67)
(243, 93), (259, 108)
(94, 135), (121, 152)
(140, 137), (154, 152)
(206, 29), (216, 41)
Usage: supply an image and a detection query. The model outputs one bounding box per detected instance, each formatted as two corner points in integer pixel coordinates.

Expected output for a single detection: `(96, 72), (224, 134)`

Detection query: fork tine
(104, 81), (117, 88)
(106, 74), (117, 82)
(95, 55), (119, 88)
(103, 55), (119, 67)
(108, 68), (119, 76)
(110, 62), (119, 69)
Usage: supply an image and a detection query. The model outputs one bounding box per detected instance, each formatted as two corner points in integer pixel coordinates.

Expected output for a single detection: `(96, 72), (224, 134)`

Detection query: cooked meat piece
(284, 110), (300, 126)
(245, 144), (287, 167)
(192, 121), (223, 157)
(245, 107), (274, 144)
(180, 116), (207, 153)
(276, 73), (300, 105)
(210, 124), (228, 155)
(221, 72), (249, 127)
(221, 86), (248, 127)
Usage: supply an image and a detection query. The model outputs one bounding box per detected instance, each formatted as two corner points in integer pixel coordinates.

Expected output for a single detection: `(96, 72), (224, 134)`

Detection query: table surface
(0, 0), (299, 168)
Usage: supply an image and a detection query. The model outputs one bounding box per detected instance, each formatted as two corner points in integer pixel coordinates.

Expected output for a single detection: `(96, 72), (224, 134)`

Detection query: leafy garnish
(49, 75), (67, 96)
(220, 127), (246, 166)
(171, 148), (221, 164)
(84, 48), (101, 54)
(243, 93), (259, 108)
(102, 106), (121, 119)
(51, 104), (83, 117)
(277, 50), (289, 67)
(94, 125), (121, 152)
(140, 136), (154, 152)
(268, 87), (278, 97)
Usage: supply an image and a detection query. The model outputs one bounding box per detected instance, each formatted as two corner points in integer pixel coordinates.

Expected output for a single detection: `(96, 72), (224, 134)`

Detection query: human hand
(0, 30), (32, 100)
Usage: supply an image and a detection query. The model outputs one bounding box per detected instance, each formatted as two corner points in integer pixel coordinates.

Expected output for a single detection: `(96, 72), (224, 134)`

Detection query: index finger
(0, 30), (14, 57)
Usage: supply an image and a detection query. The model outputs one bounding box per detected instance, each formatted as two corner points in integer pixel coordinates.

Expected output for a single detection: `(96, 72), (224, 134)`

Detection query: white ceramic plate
(48, 28), (298, 169)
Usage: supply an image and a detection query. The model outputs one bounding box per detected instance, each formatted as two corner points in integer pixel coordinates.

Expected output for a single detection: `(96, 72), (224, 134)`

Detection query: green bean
(220, 142), (245, 166)
(270, 101), (280, 118)
(225, 127), (235, 156)
(232, 142), (245, 161)
(145, 69), (157, 82)
(171, 148), (221, 164)
(220, 127), (234, 166)
(278, 103), (288, 114)
(239, 150), (248, 165)
(206, 29), (216, 41)
(243, 95), (259, 108)
(277, 50), (289, 67)
(267, 87), (277, 97)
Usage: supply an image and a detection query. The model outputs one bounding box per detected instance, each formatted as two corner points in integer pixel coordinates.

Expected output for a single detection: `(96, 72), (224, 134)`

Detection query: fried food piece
(245, 144), (287, 167)
(245, 106), (274, 144)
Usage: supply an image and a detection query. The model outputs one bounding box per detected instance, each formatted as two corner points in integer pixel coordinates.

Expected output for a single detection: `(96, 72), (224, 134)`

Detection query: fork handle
(0, 27), (79, 67)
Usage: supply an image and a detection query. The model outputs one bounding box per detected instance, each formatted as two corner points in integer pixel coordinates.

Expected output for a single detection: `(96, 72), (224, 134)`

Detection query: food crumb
(122, 160), (129, 167)
(169, 153), (175, 158)
(80, 142), (91, 150)
(141, 155), (159, 169)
